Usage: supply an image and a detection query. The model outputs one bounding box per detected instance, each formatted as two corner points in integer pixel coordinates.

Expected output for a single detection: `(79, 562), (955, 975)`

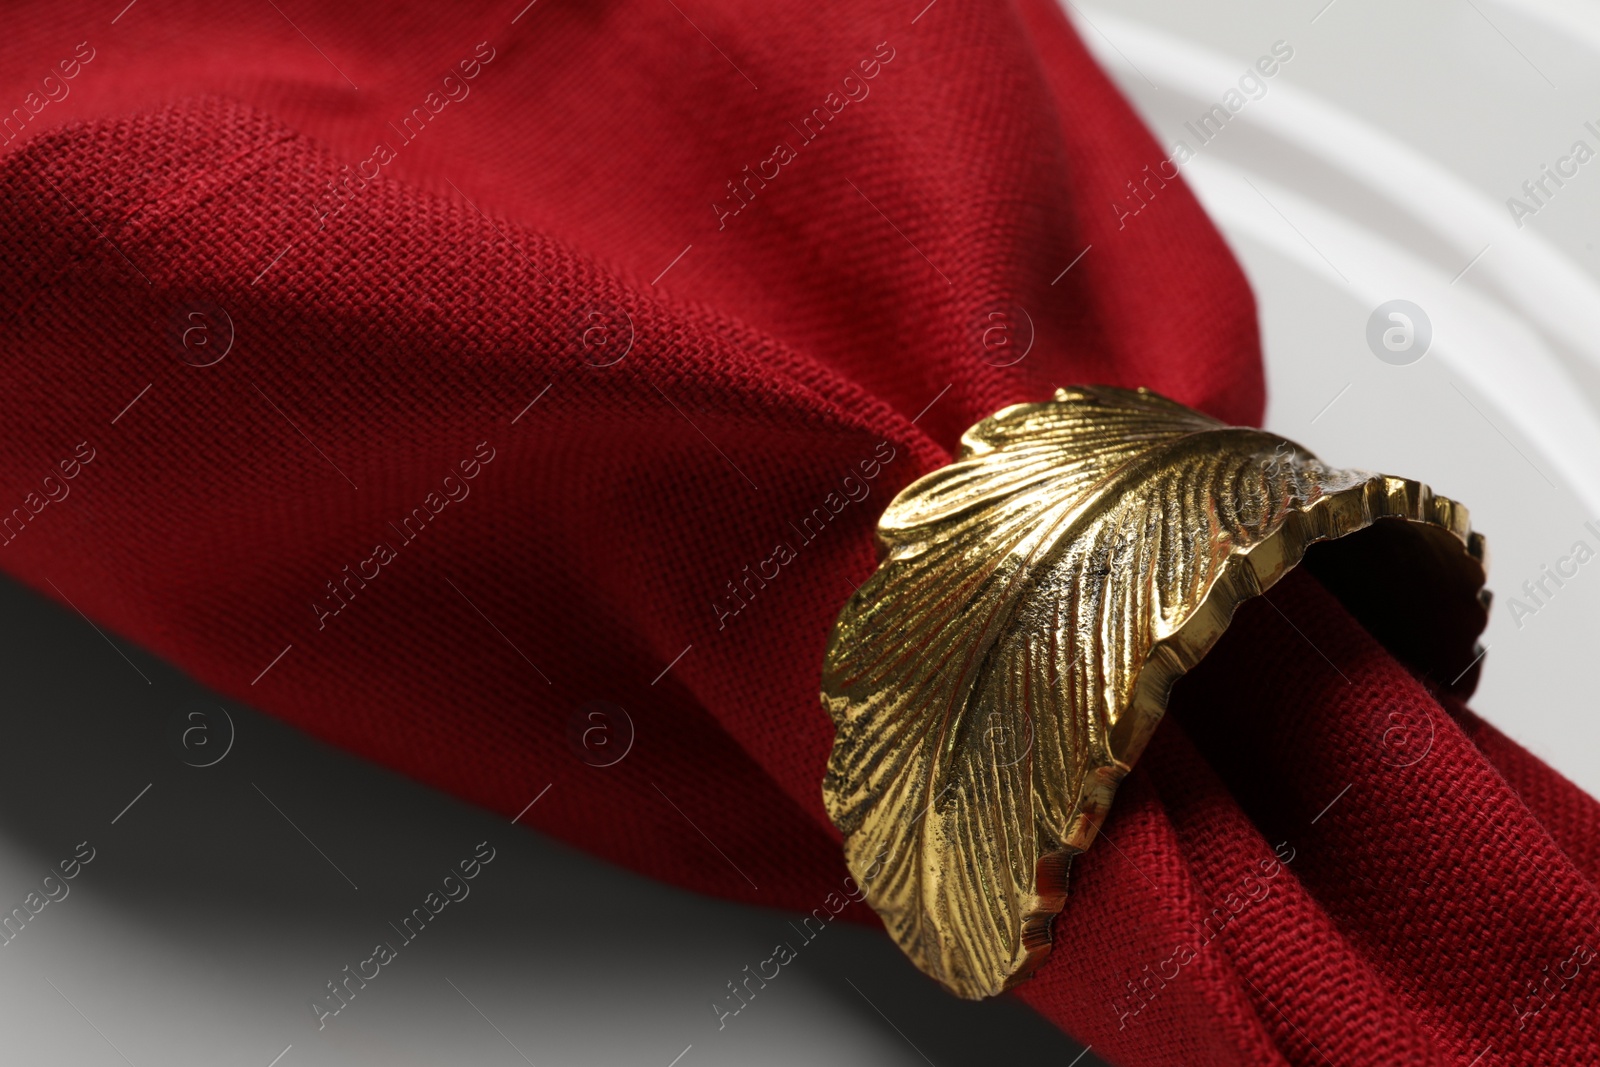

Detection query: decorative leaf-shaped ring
(821, 385), (1490, 999)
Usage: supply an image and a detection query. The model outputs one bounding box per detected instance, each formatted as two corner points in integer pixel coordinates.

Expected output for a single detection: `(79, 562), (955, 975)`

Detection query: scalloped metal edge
(1001, 470), (1489, 995)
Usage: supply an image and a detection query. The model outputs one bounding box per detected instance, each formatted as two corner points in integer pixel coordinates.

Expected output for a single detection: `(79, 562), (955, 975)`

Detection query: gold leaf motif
(820, 385), (1487, 999)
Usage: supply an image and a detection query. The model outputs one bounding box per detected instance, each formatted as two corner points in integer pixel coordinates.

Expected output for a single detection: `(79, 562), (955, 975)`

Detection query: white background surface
(1068, 0), (1600, 797)
(4, 1), (1598, 1064)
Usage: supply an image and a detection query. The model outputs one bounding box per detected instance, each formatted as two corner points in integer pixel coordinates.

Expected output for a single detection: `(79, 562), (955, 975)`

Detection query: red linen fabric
(1, 0), (1594, 1062)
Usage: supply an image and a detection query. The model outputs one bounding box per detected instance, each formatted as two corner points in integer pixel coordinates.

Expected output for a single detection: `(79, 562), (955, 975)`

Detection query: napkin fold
(3, 1), (1591, 1061)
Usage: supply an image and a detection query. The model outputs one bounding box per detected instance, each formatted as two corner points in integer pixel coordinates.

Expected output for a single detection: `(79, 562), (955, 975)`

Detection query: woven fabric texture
(1, 1), (1594, 1062)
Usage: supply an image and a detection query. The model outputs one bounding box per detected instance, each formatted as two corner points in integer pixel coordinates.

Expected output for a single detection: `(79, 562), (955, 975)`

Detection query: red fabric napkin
(2, 0), (1595, 1061)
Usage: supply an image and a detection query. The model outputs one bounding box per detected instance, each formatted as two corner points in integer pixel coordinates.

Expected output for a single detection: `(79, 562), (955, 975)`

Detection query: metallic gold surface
(820, 385), (1489, 1000)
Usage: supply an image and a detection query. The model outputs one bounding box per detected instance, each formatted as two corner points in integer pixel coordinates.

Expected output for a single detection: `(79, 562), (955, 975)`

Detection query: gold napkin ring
(820, 385), (1489, 999)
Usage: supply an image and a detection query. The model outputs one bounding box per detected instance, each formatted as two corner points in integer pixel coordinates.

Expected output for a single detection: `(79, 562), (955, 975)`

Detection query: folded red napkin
(2, 1), (1594, 1061)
